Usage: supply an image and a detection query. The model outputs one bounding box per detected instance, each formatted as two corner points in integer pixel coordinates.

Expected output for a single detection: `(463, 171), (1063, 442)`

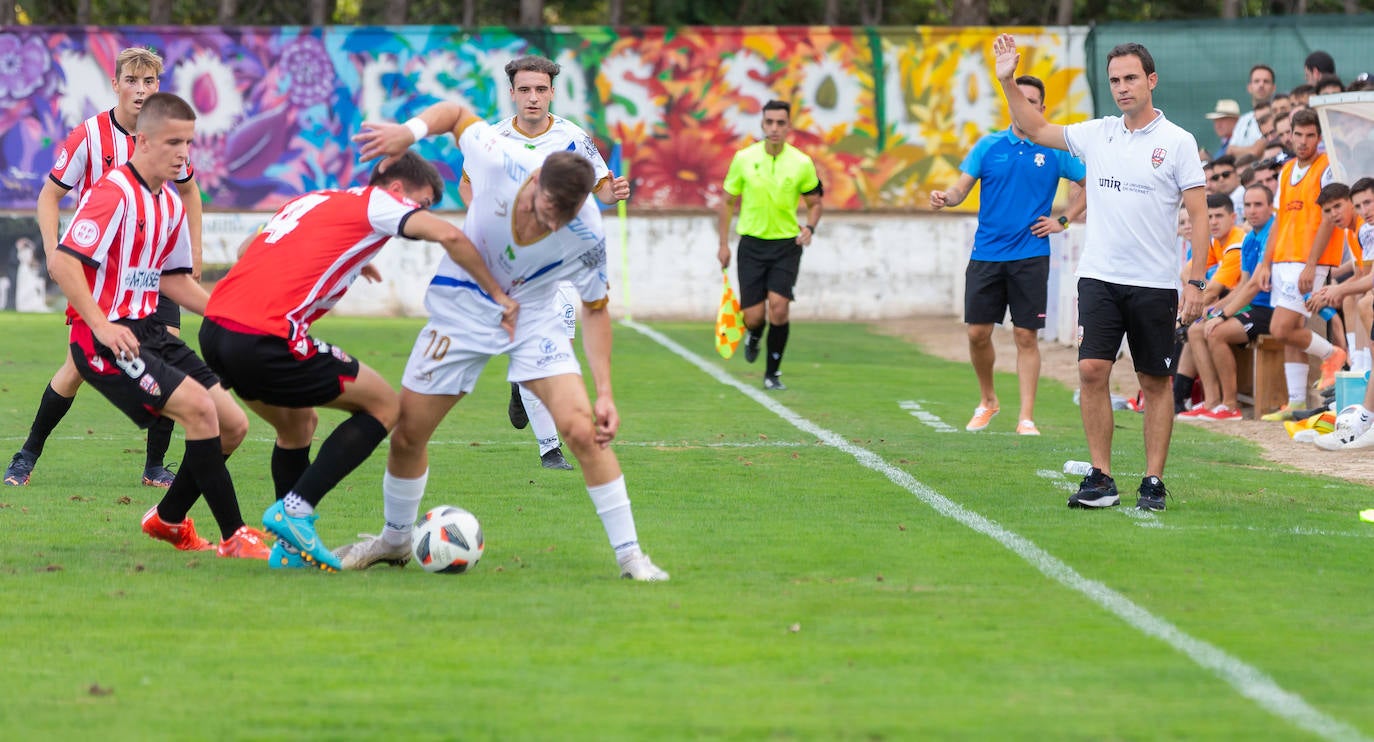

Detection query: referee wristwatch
(1186, 279), (1207, 291)
(802, 224), (817, 235)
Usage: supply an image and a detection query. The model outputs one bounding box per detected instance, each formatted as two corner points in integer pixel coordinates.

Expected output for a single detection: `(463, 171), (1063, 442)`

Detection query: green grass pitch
(0, 313), (1370, 740)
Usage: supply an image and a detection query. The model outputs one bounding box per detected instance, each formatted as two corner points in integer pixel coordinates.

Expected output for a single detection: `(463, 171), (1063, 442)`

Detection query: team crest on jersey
(1152, 148), (1167, 169)
(70, 219), (101, 248)
(1034, 153), (1046, 167)
(139, 373), (162, 398)
(54, 148), (69, 171)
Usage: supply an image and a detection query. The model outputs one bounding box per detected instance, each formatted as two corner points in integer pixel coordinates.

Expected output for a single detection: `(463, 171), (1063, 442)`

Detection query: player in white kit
(461, 56), (631, 471)
(340, 102), (669, 581)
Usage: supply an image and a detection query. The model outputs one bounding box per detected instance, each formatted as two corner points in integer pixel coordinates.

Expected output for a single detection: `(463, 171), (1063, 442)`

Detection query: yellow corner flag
(716, 269), (745, 359)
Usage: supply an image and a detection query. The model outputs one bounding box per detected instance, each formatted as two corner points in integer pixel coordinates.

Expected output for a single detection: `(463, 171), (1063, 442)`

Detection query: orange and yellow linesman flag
(716, 269), (745, 359)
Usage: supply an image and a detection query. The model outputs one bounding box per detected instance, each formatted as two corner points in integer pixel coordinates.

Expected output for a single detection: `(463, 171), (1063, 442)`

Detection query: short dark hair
(539, 151), (595, 224)
(1315, 74), (1343, 93)
(1317, 182), (1351, 206)
(1291, 83), (1316, 98)
(1291, 108), (1321, 134)
(1351, 177), (1374, 198)
(1246, 183), (1274, 203)
(369, 151), (444, 208)
(1206, 193), (1234, 212)
(137, 92), (195, 133)
(505, 56), (560, 86)
(1014, 75), (1046, 103)
(762, 100), (791, 118)
(1305, 50), (1336, 75)
(1250, 64), (1276, 83)
(1211, 154), (1237, 170)
(1106, 42), (1155, 76)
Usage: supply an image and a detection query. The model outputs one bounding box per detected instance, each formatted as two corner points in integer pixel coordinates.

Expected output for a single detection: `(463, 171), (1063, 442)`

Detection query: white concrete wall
(199, 211), (1087, 346)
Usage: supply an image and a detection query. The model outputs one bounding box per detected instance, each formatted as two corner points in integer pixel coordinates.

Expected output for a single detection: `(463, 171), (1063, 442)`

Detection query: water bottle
(1063, 460), (1094, 476)
(1303, 293), (1338, 321)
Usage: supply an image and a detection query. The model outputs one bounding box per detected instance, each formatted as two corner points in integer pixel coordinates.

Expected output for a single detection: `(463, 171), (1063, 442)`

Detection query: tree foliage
(14, 0), (1374, 25)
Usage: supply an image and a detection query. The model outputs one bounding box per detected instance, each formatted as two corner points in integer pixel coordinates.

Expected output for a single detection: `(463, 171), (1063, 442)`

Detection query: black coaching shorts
(69, 317), (217, 429)
(1077, 277), (1179, 377)
(1235, 305), (1273, 343)
(737, 235), (803, 308)
(964, 256), (1049, 329)
(200, 318), (361, 408)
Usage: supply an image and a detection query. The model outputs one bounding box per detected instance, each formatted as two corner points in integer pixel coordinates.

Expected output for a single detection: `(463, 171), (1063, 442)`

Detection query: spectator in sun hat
(1206, 99), (1242, 158)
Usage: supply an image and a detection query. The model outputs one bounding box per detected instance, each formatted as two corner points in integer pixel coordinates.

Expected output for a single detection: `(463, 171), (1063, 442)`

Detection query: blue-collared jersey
(1241, 215), (1274, 308)
(961, 127), (1086, 262)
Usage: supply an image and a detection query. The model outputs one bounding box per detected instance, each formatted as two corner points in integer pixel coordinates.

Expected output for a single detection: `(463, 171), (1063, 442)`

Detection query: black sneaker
(1136, 476), (1169, 511)
(508, 382), (529, 430)
(763, 373), (787, 391)
(743, 331), (761, 363)
(142, 463), (176, 488)
(1067, 468), (1119, 508)
(540, 447), (575, 471)
(4, 450), (37, 486)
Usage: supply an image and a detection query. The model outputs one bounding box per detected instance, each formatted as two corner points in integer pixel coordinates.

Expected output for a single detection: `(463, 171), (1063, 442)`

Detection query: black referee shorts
(737, 235), (803, 308)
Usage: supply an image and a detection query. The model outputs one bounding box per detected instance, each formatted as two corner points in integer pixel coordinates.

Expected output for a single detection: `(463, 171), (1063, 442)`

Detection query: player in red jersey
(49, 92), (268, 560)
(201, 151), (516, 571)
(5, 47), (203, 489)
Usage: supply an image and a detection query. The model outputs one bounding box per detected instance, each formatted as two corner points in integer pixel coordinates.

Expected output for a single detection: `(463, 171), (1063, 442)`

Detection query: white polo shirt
(1063, 110), (1206, 289)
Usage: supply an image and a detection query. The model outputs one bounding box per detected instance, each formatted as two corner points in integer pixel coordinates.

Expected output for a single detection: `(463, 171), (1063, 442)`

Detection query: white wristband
(402, 117), (428, 144)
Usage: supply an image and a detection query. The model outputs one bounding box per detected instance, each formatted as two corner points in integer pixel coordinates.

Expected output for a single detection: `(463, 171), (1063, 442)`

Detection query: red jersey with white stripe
(49, 109), (194, 201)
(206, 186), (422, 348)
(58, 164), (192, 325)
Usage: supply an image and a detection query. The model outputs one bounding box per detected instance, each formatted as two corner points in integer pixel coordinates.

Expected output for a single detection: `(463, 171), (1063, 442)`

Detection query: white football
(1336, 404), (1367, 434)
(412, 506), (484, 574)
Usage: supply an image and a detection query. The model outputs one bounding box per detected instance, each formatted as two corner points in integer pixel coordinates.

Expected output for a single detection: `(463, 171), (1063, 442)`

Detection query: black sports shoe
(763, 373), (787, 391)
(540, 447), (575, 471)
(508, 382), (529, 430)
(1136, 476), (1169, 511)
(1067, 468), (1119, 508)
(4, 450), (37, 486)
(743, 331), (761, 363)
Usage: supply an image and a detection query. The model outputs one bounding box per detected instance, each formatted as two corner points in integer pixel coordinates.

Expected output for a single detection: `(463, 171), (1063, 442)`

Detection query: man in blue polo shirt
(931, 74), (1086, 436)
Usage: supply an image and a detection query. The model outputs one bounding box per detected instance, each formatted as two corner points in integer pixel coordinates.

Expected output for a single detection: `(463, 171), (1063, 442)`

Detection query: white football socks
(1284, 362), (1308, 406)
(520, 384), (562, 455)
(587, 475), (638, 555)
(382, 469), (428, 547)
(283, 493), (313, 517)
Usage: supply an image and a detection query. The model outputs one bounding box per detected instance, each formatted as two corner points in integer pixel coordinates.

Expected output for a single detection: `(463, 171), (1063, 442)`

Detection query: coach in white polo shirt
(992, 34), (1210, 513)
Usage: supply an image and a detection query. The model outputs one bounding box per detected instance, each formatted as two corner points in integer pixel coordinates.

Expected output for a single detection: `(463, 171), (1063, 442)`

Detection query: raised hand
(993, 34), (1021, 81)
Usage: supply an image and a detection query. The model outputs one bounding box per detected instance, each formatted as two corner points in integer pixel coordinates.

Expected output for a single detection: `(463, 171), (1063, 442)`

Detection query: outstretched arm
(353, 102), (482, 161)
(993, 34), (1067, 151)
(403, 210), (518, 339)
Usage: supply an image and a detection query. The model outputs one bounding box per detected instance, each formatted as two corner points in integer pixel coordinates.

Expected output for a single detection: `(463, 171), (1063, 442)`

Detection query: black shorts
(1077, 278), (1179, 377)
(1235, 305), (1273, 342)
(200, 318), (361, 408)
(737, 235), (803, 308)
(151, 291), (182, 329)
(69, 317), (218, 429)
(964, 256), (1050, 329)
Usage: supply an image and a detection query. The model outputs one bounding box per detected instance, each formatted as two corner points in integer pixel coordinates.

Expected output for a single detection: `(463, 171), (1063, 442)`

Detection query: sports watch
(1186, 279), (1207, 290)
(1057, 216), (1069, 228)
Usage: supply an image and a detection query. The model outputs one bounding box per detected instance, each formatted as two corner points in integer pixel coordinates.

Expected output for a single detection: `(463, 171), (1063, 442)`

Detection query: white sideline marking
(897, 400), (957, 433)
(624, 319), (1369, 742)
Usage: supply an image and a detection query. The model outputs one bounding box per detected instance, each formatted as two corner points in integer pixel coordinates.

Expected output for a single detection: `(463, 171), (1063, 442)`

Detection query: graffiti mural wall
(0, 26), (1091, 213)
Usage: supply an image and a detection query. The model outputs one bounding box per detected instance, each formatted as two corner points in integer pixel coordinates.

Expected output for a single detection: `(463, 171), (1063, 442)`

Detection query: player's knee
(219, 406), (250, 452)
(1078, 359), (1111, 386)
(175, 392), (221, 438)
(1012, 327), (1038, 350)
(367, 394), (401, 432)
(51, 359), (83, 396)
(556, 417), (596, 453)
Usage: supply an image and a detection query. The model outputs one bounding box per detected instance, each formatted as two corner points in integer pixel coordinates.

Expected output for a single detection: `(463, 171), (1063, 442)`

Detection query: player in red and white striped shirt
(49, 93), (268, 560)
(201, 151), (515, 571)
(4, 47), (203, 490)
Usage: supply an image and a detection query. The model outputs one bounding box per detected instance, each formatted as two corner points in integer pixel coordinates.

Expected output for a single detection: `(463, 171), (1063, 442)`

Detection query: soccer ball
(412, 506), (484, 574)
(1336, 404), (1367, 435)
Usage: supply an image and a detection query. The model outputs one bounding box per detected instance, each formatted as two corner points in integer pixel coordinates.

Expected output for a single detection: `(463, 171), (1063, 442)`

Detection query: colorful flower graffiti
(0, 26), (1091, 212)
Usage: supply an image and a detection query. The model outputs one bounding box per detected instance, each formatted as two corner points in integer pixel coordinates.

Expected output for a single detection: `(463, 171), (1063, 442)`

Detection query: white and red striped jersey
(58, 163), (192, 324)
(49, 108), (194, 202)
(205, 186), (422, 351)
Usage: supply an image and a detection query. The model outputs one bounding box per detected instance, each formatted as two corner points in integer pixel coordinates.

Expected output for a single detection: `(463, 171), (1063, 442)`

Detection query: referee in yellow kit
(717, 100), (824, 390)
